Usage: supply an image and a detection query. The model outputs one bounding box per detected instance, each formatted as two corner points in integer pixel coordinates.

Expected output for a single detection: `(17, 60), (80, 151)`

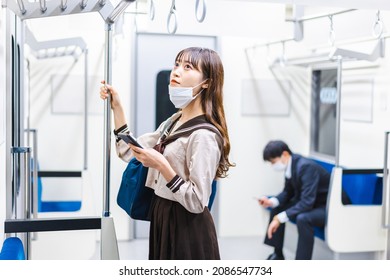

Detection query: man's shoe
(266, 253), (285, 260)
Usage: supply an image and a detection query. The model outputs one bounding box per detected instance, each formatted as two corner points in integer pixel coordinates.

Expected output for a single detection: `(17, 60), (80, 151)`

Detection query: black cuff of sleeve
(166, 175), (184, 193)
(113, 124), (128, 136)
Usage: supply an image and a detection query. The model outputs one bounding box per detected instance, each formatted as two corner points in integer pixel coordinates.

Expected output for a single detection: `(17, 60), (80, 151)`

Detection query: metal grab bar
(335, 56), (342, 167)
(382, 131), (390, 229)
(342, 168), (384, 175)
(103, 23), (113, 218)
(5, 217), (102, 233)
(11, 147), (32, 259)
(246, 8), (357, 51)
(106, 0), (134, 24)
(84, 49), (89, 170)
(25, 129), (38, 221)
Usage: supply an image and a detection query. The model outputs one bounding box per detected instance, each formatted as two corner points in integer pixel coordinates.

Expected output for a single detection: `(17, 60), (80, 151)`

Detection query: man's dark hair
(263, 140), (292, 161)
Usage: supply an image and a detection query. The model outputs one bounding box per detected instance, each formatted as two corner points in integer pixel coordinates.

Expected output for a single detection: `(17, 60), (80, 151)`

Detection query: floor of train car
(91, 235), (288, 260)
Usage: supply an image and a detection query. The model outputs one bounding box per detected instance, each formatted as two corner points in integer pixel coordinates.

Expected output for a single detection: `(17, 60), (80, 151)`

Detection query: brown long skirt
(148, 195), (220, 260)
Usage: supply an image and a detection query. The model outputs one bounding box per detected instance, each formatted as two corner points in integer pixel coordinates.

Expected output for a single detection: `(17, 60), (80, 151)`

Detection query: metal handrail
(247, 9), (357, 50)
(382, 131), (390, 229)
(335, 56), (342, 167)
(293, 9), (356, 22)
(84, 49), (88, 170)
(11, 147), (32, 259)
(103, 23), (113, 218)
(24, 129), (38, 220)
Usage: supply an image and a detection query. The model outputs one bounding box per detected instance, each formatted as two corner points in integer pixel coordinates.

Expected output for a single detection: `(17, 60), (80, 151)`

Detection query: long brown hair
(175, 47), (235, 178)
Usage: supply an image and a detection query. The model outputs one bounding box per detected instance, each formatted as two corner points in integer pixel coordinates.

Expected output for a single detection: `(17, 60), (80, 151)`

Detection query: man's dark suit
(264, 154), (330, 260)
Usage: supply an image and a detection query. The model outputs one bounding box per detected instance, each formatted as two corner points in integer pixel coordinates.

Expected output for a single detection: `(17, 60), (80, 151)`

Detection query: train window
(155, 70), (177, 129)
(310, 68), (338, 158)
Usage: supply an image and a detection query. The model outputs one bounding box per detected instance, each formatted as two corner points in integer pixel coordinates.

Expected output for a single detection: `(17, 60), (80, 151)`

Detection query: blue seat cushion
(0, 237), (25, 260)
(40, 201), (82, 212)
(342, 174), (382, 205)
(38, 175), (82, 212)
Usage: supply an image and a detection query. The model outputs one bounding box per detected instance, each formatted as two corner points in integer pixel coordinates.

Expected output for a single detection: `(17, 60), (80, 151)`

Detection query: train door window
(310, 68), (338, 158)
(155, 70), (177, 129)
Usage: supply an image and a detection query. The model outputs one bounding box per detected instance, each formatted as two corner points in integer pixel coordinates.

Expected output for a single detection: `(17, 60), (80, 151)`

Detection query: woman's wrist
(159, 159), (176, 182)
(111, 103), (124, 113)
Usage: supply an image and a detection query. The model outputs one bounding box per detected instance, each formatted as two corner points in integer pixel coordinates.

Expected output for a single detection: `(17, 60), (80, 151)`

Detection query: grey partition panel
(342, 76), (374, 123)
(241, 79), (291, 116)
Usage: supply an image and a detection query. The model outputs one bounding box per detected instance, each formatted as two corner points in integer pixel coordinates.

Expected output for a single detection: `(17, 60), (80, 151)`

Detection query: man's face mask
(272, 160), (287, 172)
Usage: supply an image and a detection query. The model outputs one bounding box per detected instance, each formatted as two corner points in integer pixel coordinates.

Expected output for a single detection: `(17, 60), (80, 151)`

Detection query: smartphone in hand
(118, 133), (143, 149)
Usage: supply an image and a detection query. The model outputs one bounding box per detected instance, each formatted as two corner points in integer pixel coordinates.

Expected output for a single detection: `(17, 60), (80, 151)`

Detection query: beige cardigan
(115, 113), (221, 214)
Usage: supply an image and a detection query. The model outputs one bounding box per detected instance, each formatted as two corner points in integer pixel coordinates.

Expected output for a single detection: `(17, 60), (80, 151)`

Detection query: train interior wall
(1, 1), (390, 259)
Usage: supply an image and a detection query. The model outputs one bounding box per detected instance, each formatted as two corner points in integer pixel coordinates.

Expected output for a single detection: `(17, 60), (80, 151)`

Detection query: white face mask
(168, 80), (206, 109)
(272, 161), (287, 172)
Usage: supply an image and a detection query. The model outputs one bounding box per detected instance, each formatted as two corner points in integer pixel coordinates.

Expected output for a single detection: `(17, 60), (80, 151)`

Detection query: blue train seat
(311, 159), (383, 241)
(38, 174), (82, 212)
(0, 237), (25, 260)
(266, 158), (383, 242)
(312, 159), (383, 205)
(34, 158), (82, 212)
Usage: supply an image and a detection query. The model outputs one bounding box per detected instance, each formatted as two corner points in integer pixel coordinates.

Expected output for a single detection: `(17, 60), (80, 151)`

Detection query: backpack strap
(158, 113), (181, 143)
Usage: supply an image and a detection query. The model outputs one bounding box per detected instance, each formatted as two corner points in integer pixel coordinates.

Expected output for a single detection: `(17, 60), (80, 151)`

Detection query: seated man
(258, 140), (330, 260)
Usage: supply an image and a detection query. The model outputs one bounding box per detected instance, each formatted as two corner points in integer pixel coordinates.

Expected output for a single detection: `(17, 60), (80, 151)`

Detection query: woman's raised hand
(100, 80), (122, 110)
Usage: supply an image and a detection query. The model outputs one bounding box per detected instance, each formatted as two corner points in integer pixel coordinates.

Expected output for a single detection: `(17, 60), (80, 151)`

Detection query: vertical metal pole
(11, 149), (19, 221)
(382, 131), (390, 229)
(383, 132), (390, 260)
(335, 56), (342, 167)
(11, 147), (31, 259)
(103, 23), (112, 218)
(25, 129), (38, 219)
(26, 129), (38, 241)
(101, 22), (119, 260)
(382, 131), (390, 260)
(23, 148), (31, 259)
(83, 49), (88, 170)
(32, 131), (38, 219)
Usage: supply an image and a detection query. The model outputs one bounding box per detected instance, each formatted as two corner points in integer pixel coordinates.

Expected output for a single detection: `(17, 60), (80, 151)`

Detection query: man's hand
(267, 216), (281, 239)
(258, 196), (273, 208)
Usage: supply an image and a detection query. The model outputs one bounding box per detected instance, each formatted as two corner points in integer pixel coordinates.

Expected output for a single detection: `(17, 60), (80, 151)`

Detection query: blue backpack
(117, 116), (222, 221)
(117, 157), (153, 220)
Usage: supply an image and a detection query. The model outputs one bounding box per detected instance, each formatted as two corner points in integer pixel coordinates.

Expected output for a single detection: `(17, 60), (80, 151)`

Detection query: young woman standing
(100, 47), (234, 260)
